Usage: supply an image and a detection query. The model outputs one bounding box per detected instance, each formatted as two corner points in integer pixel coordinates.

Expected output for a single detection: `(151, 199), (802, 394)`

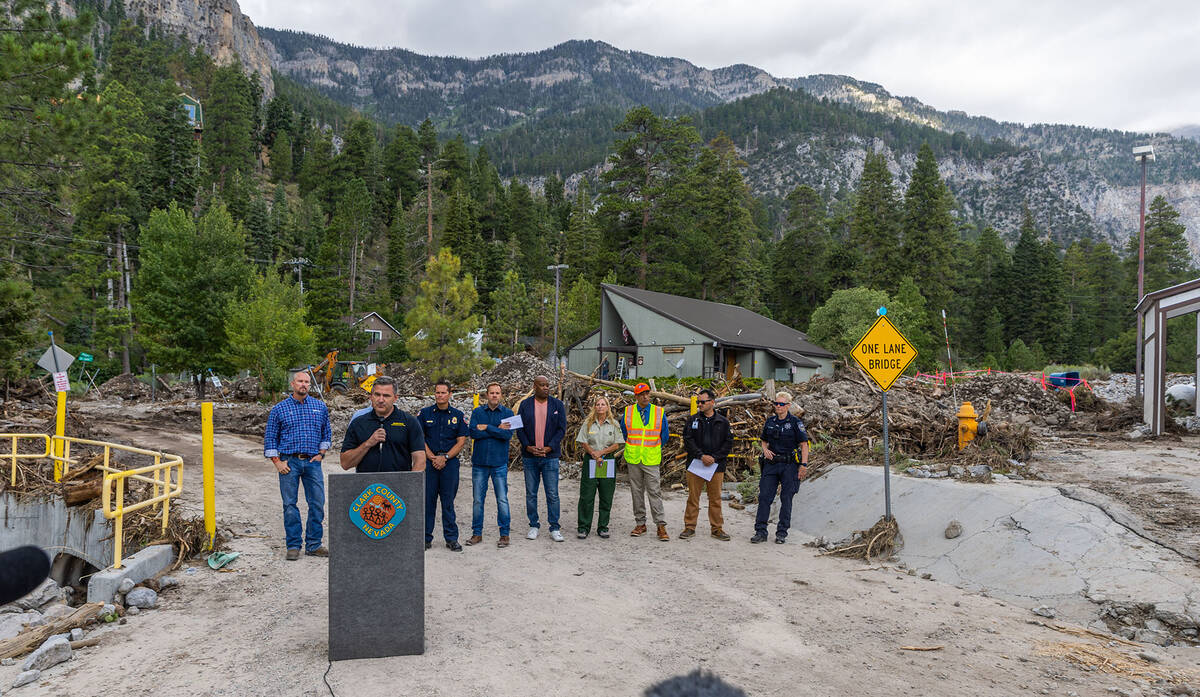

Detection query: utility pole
(547, 263), (569, 366)
(283, 258), (309, 305)
(1133, 145), (1155, 398)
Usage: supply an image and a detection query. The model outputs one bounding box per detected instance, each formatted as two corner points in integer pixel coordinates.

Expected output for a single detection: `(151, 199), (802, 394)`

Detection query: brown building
(351, 312), (401, 357)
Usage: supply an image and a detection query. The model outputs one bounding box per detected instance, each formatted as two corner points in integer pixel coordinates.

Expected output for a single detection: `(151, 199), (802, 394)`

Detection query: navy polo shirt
(418, 404), (469, 461)
(342, 407), (426, 473)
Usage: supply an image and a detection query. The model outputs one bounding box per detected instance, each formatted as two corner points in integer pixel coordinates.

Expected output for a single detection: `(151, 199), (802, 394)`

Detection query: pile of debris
(225, 375), (262, 401)
(98, 373), (150, 401)
(955, 372), (1073, 420)
(473, 352), (556, 392)
(384, 364), (433, 396)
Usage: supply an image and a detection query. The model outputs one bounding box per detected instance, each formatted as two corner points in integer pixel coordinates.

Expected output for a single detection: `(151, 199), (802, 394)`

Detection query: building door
(725, 353), (736, 380)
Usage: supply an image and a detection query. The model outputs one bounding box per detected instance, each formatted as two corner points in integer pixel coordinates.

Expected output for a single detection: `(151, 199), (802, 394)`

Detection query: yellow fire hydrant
(957, 401), (979, 450)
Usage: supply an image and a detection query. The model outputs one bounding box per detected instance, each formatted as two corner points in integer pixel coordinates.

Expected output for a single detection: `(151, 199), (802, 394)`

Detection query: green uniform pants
(577, 475), (617, 533)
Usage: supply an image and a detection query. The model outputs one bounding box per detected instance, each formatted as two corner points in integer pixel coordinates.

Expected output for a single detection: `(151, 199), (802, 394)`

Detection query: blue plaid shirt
(264, 395), (333, 458)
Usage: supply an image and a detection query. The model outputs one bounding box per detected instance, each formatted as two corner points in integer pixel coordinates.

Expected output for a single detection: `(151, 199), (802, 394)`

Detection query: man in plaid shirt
(264, 371), (333, 560)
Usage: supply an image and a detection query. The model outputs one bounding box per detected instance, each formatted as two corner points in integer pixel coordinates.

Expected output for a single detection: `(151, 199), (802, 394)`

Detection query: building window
(364, 329), (383, 345)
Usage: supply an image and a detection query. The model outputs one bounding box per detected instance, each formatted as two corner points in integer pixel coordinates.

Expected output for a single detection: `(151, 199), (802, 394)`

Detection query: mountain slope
(262, 29), (1200, 258)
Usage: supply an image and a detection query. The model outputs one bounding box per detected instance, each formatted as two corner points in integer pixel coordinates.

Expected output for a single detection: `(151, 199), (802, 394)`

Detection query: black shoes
(425, 541), (432, 551)
(750, 533), (768, 544)
(775, 536), (786, 544)
(446, 540), (463, 552)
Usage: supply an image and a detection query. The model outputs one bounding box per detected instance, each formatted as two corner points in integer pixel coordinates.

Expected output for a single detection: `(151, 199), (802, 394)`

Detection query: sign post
(849, 308), (918, 521)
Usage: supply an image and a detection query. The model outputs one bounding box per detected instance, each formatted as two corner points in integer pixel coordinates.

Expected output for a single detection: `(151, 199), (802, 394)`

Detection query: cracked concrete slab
(792, 466), (1200, 625)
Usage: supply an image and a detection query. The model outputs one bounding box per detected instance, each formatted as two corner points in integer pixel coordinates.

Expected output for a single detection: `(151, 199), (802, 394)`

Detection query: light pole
(547, 263), (569, 366)
(1133, 144), (1155, 398)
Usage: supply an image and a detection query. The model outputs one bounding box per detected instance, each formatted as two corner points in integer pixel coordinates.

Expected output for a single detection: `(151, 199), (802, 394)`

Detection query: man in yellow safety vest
(621, 383), (670, 541)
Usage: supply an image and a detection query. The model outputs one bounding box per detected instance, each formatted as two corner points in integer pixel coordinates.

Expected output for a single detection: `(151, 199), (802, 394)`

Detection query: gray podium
(328, 471), (425, 660)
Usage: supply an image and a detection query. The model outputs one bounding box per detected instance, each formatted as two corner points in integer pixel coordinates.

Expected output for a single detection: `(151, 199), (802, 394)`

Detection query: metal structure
(1133, 144), (1155, 397)
(1134, 277), (1200, 435)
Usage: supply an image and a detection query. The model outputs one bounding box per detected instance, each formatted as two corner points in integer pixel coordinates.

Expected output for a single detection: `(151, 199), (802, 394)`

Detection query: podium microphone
(0, 546), (52, 605)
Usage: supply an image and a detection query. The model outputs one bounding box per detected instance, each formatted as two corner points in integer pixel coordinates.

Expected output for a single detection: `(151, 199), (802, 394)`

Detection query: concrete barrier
(0, 492), (113, 571)
(87, 544), (175, 603)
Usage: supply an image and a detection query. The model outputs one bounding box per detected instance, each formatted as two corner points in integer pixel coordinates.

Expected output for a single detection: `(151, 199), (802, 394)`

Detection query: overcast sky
(240, 0), (1200, 133)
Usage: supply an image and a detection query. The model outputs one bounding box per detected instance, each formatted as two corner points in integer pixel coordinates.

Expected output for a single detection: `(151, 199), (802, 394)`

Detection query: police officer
(751, 391), (809, 544)
(420, 380), (469, 552)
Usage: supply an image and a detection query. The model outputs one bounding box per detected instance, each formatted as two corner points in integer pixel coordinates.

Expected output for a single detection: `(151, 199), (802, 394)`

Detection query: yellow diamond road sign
(850, 315), (918, 391)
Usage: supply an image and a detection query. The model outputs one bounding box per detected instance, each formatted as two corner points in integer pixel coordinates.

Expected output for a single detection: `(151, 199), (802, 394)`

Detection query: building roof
(767, 348), (820, 369)
(350, 312), (401, 336)
(602, 284), (835, 359)
(1133, 277), (1200, 314)
(563, 328), (599, 352)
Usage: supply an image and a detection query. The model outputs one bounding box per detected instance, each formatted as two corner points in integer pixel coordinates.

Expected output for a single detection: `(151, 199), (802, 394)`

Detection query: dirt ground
(1037, 434), (1200, 561)
(0, 418), (1193, 697)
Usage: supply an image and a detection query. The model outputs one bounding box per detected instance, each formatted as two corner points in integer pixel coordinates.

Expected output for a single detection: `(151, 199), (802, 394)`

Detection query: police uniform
(755, 413), (809, 540)
(419, 403), (469, 545)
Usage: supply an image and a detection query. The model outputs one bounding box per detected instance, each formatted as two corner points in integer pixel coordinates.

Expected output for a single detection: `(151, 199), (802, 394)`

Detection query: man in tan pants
(681, 388), (732, 540)
(621, 383), (669, 541)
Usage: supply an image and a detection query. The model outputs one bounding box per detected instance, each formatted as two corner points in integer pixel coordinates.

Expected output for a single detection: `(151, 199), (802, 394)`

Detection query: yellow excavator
(308, 351), (382, 394)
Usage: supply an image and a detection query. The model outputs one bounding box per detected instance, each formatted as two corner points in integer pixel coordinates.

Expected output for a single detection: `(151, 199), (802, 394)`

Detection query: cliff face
(123, 0), (274, 99)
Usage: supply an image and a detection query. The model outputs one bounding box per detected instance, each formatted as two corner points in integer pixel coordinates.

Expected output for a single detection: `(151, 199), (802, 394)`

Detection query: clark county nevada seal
(349, 483), (406, 539)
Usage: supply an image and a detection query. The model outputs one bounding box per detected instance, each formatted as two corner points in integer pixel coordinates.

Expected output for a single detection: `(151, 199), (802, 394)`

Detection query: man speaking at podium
(341, 376), (427, 473)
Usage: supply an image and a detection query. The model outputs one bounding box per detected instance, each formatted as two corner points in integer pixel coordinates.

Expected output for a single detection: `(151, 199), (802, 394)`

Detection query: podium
(328, 471), (425, 660)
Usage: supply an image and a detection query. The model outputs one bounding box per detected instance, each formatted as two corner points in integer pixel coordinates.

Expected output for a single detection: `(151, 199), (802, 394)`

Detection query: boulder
(22, 636), (71, 672)
(1166, 383), (1196, 408)
(14, 579), (60, 611)
(125, 587), (158, 609)
(944, 520), (963, 539)
(12, 669), (41, 688)
(0, 612), (42, 641)
(117, 579), (136, 594)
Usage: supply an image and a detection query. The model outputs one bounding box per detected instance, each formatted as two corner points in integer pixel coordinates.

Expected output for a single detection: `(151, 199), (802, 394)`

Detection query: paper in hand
(589, 458), (616, 478)
(686, 457), (718, 482)
(500, 414), (523, 429)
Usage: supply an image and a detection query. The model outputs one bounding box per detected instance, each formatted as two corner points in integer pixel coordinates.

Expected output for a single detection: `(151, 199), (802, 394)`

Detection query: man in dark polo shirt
(340, 376), (427, 474)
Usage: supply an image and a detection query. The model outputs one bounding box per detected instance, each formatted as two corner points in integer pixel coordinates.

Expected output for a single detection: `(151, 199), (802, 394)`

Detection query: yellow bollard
(473, 393), (480, 409)
(53, 391), (66, 481)
(202, 401), (216, 550)
(690, 395), (698, 415)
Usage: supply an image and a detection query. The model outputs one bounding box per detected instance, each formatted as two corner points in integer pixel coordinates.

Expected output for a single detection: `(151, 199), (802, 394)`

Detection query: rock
(1144, 618), (1167, 632)
(1154, 601), (1198, 629)
(1, 657), (14, 666)
(1170, 685), (1195, 696)
(117, 579), (136, 594)
(948, 465), (965, 478)
(39, 604), (73, 621)
(1117, 626), (1137, 640)
(1166, 383), (1196, 408)
(1137, 651), (1163, 663)
(1133, 628), (1171, 646)
(70, 628), (84, 642)
(125, 587), (158, 609)
(0, 612), (43, 641)
(1032, 606), (1057, 619)
(1126, 427), (1147, 441)
(945, 520), (963, 539)
(1184, 628), (1198, 637)
(920, 573), (933, 580)
(967, 464), (992, 480)
(12, 669), (41, 688)
(100, 603), (115, 618)
(14, 579), (59, 611)
(127, 606), (140, 616)
(22, 636), (71, 672)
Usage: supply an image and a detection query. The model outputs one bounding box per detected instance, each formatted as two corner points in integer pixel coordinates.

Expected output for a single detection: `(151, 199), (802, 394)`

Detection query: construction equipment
(307, 351), (381, 395)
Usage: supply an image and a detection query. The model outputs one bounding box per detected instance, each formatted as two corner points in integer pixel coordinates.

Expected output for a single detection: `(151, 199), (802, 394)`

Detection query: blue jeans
(523, 456), (561, 531)
(278, 457), (325, 552)
(425, 458), (460, 543)
(471, 465), (510, 536)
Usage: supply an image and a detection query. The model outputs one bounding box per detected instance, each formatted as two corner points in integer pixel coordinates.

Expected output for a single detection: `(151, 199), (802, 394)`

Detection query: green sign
(78, 353), (94, 363)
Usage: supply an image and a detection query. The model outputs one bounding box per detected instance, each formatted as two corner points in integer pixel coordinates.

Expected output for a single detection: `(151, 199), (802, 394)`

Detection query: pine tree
(406, 248), (481, 382)
(692, 139), (763, 310)
(559, 275), (601, 349)
(563, 182), (608, 283)
(144, 86), (200, 213)
(599, 106), (698, 288)
(440, 185), (484, 279)
(268, 185), (292, 261)
(1127, 195), (1194, 295)
(1005, 209), (1042, 345)
(203, 65), (257, 188)
(331, 177), (376, 314)
(0, 277), (37, 386)
(298, 129), (332, 198)
(487, 270), (531, 354)
(270, 131), (292, 183)
(244, 193), (271, 264)
(440, 135), (470, 191)
(386, 207), (422, 313)
(262, 95), (293, 147)
(770, 185), (829, 328)
(850, 151), (902, 291)
(383, 124), (420, 212)
(966, 226), (1010, 355)
(901, 143), (956, 310)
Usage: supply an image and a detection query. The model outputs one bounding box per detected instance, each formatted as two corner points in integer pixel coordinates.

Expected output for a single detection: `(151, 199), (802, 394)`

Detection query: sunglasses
(774, 402), (790, 407)
(696, 398), (712, 404)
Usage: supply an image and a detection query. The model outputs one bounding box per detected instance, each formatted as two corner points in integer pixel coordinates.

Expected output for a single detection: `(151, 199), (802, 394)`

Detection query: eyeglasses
(696, 398), (712, 404)
(774, 402), (790, 407)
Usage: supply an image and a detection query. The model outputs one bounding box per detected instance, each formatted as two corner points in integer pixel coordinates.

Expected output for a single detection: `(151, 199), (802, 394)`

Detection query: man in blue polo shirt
(340, 376), (426, 473)
(264, 371), (333, 561)
(419, 379), (469, 552)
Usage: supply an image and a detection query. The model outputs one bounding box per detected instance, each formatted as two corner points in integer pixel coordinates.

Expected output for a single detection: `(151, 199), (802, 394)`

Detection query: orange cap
(633, 383), (651, 394)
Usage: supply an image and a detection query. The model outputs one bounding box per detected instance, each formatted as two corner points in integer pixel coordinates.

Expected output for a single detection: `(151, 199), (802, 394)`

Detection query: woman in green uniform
(576, 395), (624, 539)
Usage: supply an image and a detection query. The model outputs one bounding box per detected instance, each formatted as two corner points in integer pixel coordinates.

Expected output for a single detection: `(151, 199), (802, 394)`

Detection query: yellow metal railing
(2, 433), (184, 570)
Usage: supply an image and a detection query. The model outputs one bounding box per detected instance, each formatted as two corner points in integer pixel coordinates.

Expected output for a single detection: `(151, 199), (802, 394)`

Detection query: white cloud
(241, 0), (1200, 132)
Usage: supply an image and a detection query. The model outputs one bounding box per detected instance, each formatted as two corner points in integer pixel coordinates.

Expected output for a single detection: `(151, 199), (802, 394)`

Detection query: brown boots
(630, 524), (647, 537)
(657, 525), (670, 541)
